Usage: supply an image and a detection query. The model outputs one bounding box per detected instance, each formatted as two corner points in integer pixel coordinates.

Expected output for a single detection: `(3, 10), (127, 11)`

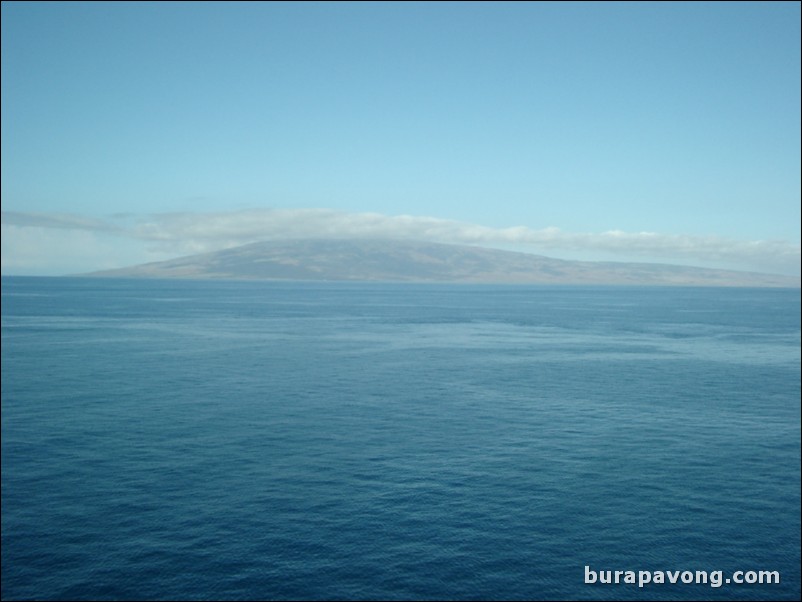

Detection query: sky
(1, 1), (800, 276)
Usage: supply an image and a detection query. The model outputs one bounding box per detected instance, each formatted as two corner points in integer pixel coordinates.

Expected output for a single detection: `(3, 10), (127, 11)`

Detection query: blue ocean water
(1, 277), (800, 601)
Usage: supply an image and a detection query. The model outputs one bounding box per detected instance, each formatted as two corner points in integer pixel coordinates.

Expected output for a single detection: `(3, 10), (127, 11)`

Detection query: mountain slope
(82, 239), (799, 287)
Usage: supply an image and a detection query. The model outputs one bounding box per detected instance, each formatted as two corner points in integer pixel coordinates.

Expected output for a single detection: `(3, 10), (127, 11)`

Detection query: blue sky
(2, 1), (800, 275)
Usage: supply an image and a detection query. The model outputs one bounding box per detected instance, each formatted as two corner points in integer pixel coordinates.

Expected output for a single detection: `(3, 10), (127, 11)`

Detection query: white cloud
(2, 208), (800, 276)
(1, 211), (120, 232)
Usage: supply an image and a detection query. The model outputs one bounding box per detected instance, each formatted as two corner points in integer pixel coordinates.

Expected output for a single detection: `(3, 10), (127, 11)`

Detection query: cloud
(127, 209), (802, 275)
(2, 208), (800, 276)
(0, 211), (120, 232)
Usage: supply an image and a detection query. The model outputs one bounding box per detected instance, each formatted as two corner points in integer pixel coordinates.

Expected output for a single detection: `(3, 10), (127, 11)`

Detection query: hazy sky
(2, 1), (800, 276)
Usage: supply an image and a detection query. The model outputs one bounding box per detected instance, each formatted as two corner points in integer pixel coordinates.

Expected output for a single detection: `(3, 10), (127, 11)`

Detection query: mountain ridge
(81, 238), (800, 287)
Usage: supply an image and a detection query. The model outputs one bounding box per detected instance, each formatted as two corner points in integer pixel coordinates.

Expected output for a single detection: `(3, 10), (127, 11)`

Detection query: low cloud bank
(2, 208), (800, 276)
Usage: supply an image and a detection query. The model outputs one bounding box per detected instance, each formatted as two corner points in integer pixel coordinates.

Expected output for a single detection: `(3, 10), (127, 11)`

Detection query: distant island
(81, 238), (800, 287)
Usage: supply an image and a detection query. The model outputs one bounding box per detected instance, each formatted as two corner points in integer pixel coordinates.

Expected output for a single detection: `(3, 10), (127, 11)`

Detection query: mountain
(82, 239), (800, 287)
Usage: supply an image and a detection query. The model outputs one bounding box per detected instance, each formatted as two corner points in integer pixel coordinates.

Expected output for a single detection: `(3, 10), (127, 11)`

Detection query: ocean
(1, 277), (800, 601)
